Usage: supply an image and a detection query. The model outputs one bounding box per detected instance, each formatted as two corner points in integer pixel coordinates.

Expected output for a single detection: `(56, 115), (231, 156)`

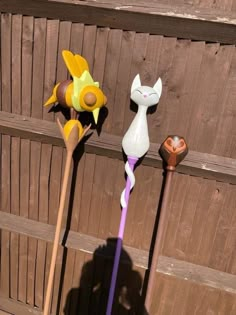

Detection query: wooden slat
(123, 32), (149, 133)
(149, 36), (177, 144)
(2, 111), (236, 184)
(0, 295), (41, 315)
(0, 136), (10, 297)
(98, 157), (118, 239)
(78, 153), (96, 234)
(81, 25), (96, 74)
(9, 14), (22, 301)
(160, 39), (191, 141)
(103, 29), (123, 133)
(0, 13), (12, 299)
(27, 17), (47, 307)
(45, 146), (63, 313)
(18, 14), (34, 304)
(18, 139), (30, 303)
(1, 0), (236, 44)
(111, 30), (135, 136)
(34, 18), (58, 312)
(49, 21), (72, 313)
(21, 16), (34, 117)
(0, 310), (12, 315)
(35, 144), (52, 309)
(31, 18), (47, 119)
(10, 138), (20, 300)
(1, 211), (236, 295)
(43, 19), (59, 120)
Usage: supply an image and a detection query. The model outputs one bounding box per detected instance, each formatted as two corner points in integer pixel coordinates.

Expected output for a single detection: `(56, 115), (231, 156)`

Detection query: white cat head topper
(122, 74), (162, 158)
(131, 74), (162, 107)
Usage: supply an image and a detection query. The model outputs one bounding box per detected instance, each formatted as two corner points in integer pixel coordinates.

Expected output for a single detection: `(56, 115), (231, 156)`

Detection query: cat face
(130, 74), (162, 107)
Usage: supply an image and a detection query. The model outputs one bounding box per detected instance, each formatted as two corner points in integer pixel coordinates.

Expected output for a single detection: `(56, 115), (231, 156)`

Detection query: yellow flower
(63, 119), (83, 140)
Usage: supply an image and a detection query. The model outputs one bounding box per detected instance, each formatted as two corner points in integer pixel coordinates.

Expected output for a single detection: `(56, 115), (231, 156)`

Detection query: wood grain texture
(1, 0), (236, 44)
(0, 295), (41, 315)
(3, 111), (236, 184)
(2, 211), (236, 295)
(9, 15), (22, 301)
(1, 5), (236, 314)
(0, 13), (12, 299)
(0, 136), (11, 298)
(10, 138), (20, 300)
(21, 16), (34, 117)
(18, 139), (30, 303)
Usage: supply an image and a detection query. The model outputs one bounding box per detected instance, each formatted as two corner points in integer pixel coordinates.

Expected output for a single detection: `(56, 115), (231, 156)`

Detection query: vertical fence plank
(21, 16), (34, 117)
(31, 18), (47, 120)
(35, 144), (52, 310)
(122, 32), (149, 133)
(70, 22), (84, 54)
(111, 30), (135, 136)
(9, 14), (22, 301)
(142, 168), (163, 251)
(45, 146), (63, 313)
(27, 17), (46, 307)
(0, 13), (12, 299)
(150, 37), (177, 144)
(49, 20), (72, 314)
(81, 25), (97, 74)
(18, 14), (34, 304)
(35, 18), (59, 311)
(0, 135), (11, 298)
(43, 19), (59, 121)
(98, 157), (118, 240)
(174, 176), (202, 260)
(78, 153), (96, 235)
(18, 138), (30, 303)
(27, 141), (41, 306)
(9, 137), (20, 300)
(103, 29), (123, 133)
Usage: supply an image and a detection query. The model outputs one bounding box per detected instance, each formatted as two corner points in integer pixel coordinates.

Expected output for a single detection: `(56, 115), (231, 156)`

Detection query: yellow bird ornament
(44, 50), (107, 124)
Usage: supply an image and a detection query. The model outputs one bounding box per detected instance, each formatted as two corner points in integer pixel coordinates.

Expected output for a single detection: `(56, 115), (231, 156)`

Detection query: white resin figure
(122, 74), (162, 158)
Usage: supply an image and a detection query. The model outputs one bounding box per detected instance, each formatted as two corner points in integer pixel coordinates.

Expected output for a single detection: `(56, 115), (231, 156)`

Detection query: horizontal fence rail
(0, 0), (236, 44)
(1, 111), (236, 184)
(1, 210), (236, 295)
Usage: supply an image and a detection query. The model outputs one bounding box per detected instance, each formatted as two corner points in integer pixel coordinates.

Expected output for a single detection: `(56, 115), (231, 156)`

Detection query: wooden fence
(0, 1), (236, 314)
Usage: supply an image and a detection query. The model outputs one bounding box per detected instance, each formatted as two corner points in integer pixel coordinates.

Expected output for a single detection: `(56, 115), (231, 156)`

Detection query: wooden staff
(144, 135), (188, 313)
(43, 118), (90, 315)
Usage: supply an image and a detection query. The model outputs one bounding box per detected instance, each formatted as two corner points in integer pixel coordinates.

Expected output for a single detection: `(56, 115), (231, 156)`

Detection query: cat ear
(131, 74), (141, 93)
(153, 78), (162, 98)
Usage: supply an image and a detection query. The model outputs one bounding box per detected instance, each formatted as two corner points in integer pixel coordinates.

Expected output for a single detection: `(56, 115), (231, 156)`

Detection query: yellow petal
(63, 119), (83, 140)
(92, 108), (100, 124)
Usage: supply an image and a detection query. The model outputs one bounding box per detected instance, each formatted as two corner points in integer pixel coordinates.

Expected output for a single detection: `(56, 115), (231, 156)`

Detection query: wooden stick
(43, 149), (73, 315)
(43, 119), (91, 315)
(144, 135), (188, 313)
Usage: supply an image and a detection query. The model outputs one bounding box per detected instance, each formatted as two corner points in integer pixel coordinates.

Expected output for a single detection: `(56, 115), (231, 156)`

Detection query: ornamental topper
(144, 135), (188, 312)
(43, 50), (102, 315)
(122, 74), (162, 158)
(106, 74), (162, 315)
(44, 50), (107, 124)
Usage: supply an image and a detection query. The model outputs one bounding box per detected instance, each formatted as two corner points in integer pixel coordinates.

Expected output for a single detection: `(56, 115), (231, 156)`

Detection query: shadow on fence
(63, 238), (148, 315)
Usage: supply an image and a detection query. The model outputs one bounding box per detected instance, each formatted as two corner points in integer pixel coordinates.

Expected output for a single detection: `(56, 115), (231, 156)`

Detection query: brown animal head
(159, 135), (188, 170)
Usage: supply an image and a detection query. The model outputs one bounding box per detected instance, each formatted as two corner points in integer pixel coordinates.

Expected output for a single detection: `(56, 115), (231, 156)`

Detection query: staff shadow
(63, 238), (149, 315)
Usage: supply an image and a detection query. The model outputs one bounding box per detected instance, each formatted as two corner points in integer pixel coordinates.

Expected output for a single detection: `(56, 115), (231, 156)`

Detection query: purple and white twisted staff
(106, 74), (162, 315)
